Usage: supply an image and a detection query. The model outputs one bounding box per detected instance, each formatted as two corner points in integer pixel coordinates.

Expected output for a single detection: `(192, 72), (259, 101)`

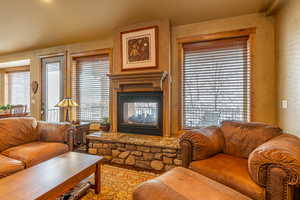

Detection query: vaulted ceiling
(0, 0), (274, 55)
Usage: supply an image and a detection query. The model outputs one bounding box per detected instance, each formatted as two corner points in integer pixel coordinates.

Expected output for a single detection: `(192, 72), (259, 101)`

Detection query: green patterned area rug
(80, 165), (158, 200)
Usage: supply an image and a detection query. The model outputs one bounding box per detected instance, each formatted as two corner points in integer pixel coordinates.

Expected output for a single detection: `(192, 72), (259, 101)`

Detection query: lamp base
(65, 108), (70, 122)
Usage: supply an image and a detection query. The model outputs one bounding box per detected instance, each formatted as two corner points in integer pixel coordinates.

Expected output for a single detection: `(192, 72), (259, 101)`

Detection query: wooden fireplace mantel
(107, 70), (168, 91)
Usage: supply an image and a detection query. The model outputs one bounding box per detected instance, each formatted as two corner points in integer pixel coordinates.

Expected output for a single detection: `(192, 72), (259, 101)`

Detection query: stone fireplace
(86, 70), (182, 171)
(86, 20), (180, 171)
(118, 91), (163, 136)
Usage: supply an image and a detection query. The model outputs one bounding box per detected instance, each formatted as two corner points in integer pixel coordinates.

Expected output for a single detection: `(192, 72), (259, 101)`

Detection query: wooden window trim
(70, 49), (113, 60)
(0, 66), (30, 73)
(176, 28), (256, 131)
(177, 28), (256, 44)
(70, 48), (113, 123)
(39, 51), (66, 59)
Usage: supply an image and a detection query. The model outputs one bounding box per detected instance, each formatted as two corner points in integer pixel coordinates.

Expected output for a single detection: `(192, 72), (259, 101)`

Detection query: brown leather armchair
(180, 121), (300, 200)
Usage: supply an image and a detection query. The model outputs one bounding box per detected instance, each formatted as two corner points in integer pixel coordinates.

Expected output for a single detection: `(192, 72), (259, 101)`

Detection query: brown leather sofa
(179, 121), (300, 200)
(0, 117), (74, 178)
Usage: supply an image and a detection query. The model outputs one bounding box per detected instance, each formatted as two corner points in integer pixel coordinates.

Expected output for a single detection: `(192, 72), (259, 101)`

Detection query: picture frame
(121, 26), (158, 70)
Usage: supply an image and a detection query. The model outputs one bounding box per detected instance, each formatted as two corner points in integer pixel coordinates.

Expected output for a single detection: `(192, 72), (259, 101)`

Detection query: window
(72, 55), (110, 122)
(6, 71), (30, 110)
(41, 56), (65, 122)
(182, 37), (250, 128)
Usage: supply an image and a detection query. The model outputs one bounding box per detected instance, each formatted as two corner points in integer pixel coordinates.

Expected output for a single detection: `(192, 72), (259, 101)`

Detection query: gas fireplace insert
(117, 91), (163, 136)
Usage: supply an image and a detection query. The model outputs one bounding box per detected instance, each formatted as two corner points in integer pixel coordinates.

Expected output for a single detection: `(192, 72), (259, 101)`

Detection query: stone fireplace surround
(87, 70), (182, 171)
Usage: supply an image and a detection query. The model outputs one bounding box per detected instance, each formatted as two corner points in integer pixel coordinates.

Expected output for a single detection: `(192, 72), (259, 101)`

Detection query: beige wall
(171, 13), (277, 135)
(0, 37), (113, 119)
(276, 0), (300, 136)
(0, 13), (278, 135)
(0, 73), (4, 105)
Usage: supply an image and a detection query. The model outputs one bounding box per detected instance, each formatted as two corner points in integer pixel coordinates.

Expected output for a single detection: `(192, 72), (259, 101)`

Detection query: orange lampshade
(55, 98), (79, 108)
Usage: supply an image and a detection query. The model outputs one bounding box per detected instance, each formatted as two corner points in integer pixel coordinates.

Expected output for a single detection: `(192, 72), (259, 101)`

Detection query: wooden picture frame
(121, 26), (158, 70)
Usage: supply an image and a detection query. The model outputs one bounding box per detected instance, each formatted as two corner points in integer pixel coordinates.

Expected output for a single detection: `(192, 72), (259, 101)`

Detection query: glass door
(41, 56), (65, 122)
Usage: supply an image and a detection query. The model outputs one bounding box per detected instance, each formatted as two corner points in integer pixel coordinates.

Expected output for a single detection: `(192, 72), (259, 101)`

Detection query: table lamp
(55, 98), (79, 122)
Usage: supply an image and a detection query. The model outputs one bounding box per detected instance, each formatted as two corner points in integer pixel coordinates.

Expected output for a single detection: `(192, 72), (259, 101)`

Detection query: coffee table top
(0, 152), (103, 200)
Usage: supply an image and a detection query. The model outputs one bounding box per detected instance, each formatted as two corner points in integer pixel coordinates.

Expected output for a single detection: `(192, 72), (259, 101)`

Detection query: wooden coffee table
(0, 152), (103, 200)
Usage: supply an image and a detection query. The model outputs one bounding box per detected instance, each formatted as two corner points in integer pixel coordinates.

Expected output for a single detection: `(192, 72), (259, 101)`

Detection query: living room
(0, 0), (299, 199)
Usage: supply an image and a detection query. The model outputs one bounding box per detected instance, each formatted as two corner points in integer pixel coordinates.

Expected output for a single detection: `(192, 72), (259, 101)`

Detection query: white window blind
(182, 37), (250, 128)
(72, 55), (110, 122)
(7, 71), (30, 109)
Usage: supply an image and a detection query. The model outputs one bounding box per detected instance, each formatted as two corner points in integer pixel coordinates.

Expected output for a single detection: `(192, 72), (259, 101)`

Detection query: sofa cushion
(133, 167), (251, 200)
(1, 142), (68, 167)
(0, 117), (39, 152)
(0, 154), (25, 178)
(37, 121), (71, 143)
(189, 153), (265, 200)
(221, 121), (282, 158)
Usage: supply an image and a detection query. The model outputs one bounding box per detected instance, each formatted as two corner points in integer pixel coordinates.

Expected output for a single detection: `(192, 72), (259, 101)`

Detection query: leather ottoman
(133, 167), (252, 200)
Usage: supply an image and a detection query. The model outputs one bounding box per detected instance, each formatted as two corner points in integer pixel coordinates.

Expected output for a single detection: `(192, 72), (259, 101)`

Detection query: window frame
(41, 55), (65, 122)
(70, 48), (113, 123)
(1, 66), (30, 106)
(177, 28), (256, 130)
(39, 51), (68, 121)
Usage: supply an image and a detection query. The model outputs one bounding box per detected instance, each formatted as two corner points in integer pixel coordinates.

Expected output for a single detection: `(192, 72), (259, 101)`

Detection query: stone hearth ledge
(86, 132), (179, 149)
(87, 132), (182, 171)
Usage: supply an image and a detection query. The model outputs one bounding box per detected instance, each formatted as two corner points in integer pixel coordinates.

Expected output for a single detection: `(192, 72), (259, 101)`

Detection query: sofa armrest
(179, 127), (224, 167)
(37, 121), (75, 151)
(248, 134), (300, 187)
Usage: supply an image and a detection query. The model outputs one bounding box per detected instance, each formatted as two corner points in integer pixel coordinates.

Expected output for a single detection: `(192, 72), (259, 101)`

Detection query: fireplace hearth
(118, 92), (163, 136)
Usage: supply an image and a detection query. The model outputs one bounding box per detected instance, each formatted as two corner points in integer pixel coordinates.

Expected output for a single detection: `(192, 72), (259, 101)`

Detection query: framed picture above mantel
(121, 26), (158, 71)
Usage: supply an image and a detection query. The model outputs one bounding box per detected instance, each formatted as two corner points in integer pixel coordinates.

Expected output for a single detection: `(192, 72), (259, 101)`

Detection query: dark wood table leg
(94, 162), (101, 194)
(86, 138), (90, 153)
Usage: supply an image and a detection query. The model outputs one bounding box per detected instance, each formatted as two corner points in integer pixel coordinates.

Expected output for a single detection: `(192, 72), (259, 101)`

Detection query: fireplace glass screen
(118, 92), (163, 136)
(123, 102), (158, 126)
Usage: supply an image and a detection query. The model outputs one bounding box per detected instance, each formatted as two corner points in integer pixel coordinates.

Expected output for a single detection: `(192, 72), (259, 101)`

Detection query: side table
(73, 122), (90, 152)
